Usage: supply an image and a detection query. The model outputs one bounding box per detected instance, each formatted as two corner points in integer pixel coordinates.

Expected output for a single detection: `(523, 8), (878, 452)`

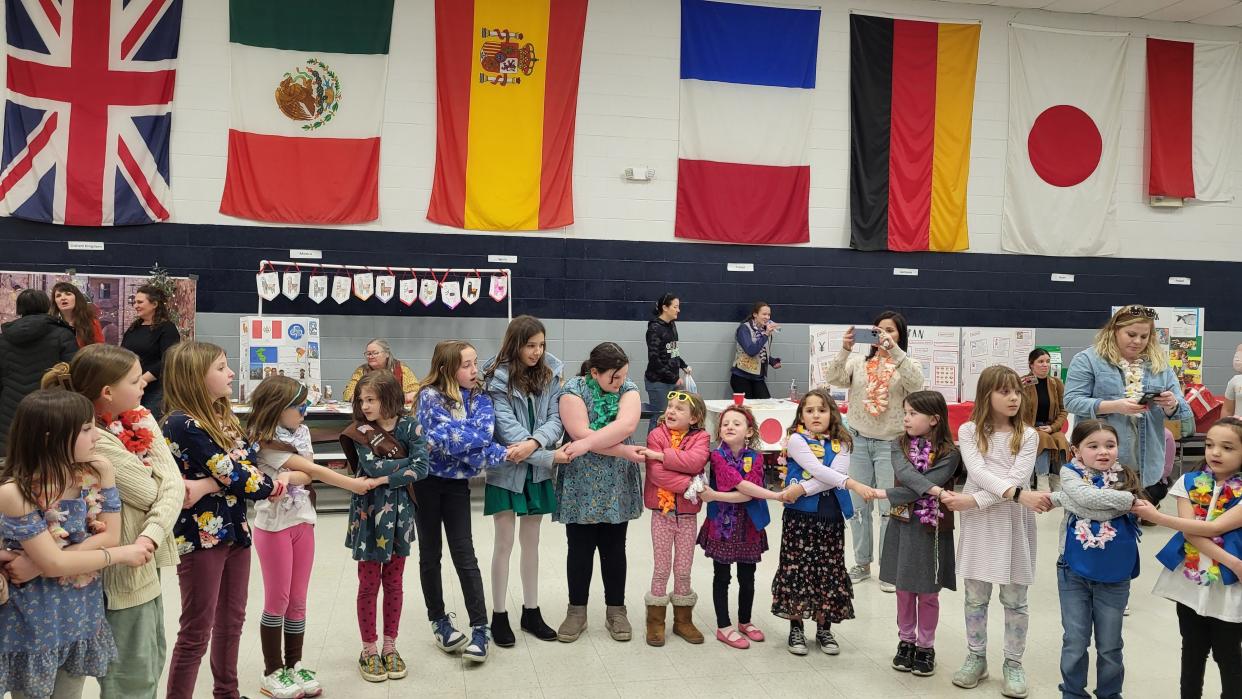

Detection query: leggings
(253, 523), (315, 626)
(712, 561), (756, 628)
(650, 512), (697, 597)
(357, 556), (406, 644)
(1177, 603), (1242, 699)
(566, 522), (628, 606)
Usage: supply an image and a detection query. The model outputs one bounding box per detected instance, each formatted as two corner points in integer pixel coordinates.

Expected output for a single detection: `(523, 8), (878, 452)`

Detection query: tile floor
(75, 495), (1220, 699)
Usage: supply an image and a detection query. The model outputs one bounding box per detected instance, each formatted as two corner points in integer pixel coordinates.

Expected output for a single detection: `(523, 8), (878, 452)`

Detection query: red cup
(732, 393), (745, 406)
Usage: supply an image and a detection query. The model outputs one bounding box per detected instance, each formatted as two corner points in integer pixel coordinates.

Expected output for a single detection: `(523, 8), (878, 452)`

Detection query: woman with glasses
(1064, 305), (1194, 504)
(343, 339), (419, 405)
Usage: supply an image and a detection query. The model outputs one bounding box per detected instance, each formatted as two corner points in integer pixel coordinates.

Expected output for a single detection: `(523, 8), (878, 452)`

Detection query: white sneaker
(847, 565), (871, 584)
(290, 662), (322, 697)
(879, 581), (896, 593)
(260, 668), (304, 699)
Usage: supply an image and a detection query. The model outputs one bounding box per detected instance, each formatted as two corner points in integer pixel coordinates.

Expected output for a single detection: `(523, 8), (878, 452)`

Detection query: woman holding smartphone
(1019, 348), (1069, 491)
(730, 302), (781, 399)
(822, 310), (923, 590)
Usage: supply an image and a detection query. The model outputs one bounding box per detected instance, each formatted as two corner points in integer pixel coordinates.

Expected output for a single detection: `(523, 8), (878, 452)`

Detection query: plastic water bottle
(325, 384), (333, 403)
(789, 379), (798, 402)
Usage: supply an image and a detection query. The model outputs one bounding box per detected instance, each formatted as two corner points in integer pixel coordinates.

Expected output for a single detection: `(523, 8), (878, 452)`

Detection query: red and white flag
(1147, 38), (1240, 202)
(1002, 25), (1126, 257)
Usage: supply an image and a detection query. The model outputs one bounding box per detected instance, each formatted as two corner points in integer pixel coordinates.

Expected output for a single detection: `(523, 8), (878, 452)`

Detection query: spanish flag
(849, 14), (979, 252)
(428, 0), (587, 231)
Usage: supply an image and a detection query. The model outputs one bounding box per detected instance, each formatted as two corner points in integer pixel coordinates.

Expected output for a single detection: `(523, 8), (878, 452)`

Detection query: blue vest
(784, 432), (853, 520)
(1156, 471), (1242, 585)
(1060, 463), (1140, 583)
(705, 447), (770, 532)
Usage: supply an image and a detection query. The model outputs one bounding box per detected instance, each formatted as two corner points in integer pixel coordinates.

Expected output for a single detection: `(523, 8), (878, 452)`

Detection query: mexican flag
(220, 0), (393, 224)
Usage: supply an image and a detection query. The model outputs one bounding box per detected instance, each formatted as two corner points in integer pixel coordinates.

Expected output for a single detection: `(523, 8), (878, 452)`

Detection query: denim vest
(784, 432), (853, 519)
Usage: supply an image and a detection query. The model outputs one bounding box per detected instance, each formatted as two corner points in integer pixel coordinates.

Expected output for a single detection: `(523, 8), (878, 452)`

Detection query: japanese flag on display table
(1001, 25), (1126, 257)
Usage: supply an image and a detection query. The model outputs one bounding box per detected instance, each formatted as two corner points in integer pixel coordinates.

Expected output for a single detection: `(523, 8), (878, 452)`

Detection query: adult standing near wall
(1020, 348), (1069, 491)
(823, 310), (923, 590)
(49, 281), (105, 348)
(730, 302), (781, 399)
(644, 293), (691, 433)
(342, 338), (419, 405)
(0, 289), (77, 452)
(121, 285), (181, 419)
(1064, 305), (1194, 504)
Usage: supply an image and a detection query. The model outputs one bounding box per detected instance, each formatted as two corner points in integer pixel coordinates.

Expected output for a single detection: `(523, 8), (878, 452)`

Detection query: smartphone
(854, 328), (882, 345)
(1137, 391), (1162, 406)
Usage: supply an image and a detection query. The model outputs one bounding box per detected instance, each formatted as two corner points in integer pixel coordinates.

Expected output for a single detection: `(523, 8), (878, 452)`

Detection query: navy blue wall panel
(0, 218), (1231, 329)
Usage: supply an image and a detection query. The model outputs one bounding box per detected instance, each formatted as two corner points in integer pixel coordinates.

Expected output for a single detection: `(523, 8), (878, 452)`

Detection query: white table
(704, 398), (799, 452)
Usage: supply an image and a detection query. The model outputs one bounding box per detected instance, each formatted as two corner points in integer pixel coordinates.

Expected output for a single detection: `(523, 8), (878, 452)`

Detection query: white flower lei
(1118, 358), (1145, 400)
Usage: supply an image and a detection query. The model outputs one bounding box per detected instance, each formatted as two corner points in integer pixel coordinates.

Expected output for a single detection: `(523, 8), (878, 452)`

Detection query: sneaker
(382, 650), (407, 680)
(290, 662), (322, 697)
(260, 668), (304, 698)
(1001, 659), (1028, 698)
(357, 653), (386, 683)
(911, 647), (936, 677)
(815, 628), (840, 655)
(463, 625), (490, 663)
(892, 641), (915, 671)
(1123, 605), (1131, 616)
(847, 564), (871, 584)
(952, 653), (989, 689)
(431, 614), (468, 653)
(787, 624), (809, 656)
(879, 580), (896, 593)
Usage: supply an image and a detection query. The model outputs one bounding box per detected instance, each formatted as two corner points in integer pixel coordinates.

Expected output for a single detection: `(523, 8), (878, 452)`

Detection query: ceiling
(928, 0), (1242, 26)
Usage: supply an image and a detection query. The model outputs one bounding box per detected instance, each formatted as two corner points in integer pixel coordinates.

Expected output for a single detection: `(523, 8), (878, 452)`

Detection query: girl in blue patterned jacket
(414, 340), (516, 665)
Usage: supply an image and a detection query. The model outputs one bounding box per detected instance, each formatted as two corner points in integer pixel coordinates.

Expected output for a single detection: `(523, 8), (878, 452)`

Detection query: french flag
(674, 0), (820, 245)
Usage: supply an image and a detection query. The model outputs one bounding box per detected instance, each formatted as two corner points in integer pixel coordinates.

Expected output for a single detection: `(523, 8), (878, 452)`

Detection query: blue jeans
(1035, 449), (1052, 476)
(646, 381), (676, 436)
(847, 431), (894, 566)
(1057, 561), (1128, 699)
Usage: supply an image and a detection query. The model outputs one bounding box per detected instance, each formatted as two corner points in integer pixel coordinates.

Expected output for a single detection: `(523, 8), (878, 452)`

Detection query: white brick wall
(14, 0), (1242, 258)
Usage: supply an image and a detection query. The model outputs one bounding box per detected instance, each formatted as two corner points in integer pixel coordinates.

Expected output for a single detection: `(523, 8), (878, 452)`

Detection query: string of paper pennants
(255, 260), (512, 317)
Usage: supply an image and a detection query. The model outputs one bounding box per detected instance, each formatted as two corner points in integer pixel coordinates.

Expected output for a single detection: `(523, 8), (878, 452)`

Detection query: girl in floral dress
(160, 342), (287, 699)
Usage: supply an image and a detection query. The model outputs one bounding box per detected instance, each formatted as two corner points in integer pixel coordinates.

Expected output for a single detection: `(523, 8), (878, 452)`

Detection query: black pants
(1177, 602), (1242, 699)
(1147, 480), (1170, 507)
(729, 374), (770, 399)
(712, 561), (756, 628)
(413, 476), (487, 627)
(566, 522), (628, 606)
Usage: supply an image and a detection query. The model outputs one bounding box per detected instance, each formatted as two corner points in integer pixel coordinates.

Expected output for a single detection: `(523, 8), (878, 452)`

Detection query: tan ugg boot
(605, 605), (632, 641)
(671, 592), (704, 644)
(557, 604), (588, 643)
(645, 593), (670, 647)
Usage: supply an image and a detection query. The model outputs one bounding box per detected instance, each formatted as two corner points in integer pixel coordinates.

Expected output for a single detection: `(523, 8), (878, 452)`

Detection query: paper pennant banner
(331, 275), (352, 304)
(441, 280), (461, 309)
(375, 275), (396, 303)
(399, 277), (418, 306)
(281, 272), (301, 300)
(462, 276), (481, 305)
(419, 278), (438, 306)
(353, 272), (375, 301)
(308, 275), (328, 303)
(489, 274), (509, 302)
(256, 271), (279, 301)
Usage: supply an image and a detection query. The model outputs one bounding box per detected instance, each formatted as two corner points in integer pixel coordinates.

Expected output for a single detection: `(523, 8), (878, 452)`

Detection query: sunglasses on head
(1120, 305), (1158, 320)
(667, 390), (694, 403)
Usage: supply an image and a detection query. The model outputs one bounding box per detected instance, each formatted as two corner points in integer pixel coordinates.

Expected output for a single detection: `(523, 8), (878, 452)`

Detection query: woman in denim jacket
(482, 316), (567, 647)
(1064, 305), (1194, 503)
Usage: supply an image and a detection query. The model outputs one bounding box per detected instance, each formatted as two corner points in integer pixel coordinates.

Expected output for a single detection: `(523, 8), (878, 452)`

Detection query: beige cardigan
(823, 345), (925, 440)
(94, 413), (183, 610)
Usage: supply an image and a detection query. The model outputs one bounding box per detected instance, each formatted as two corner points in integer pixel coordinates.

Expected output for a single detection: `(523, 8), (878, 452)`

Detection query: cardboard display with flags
(1002, 25), (1126, 257)
(427, 0), (588, 231)
(848, 13), (979, 253)
(674, 0), (819, 245)
(220, 0), (393, 224)
(1147, 38), (1240, 202)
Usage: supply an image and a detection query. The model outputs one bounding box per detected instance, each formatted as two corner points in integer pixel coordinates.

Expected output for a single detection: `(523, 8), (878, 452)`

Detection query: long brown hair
(353, 371), (405, 423)
(247, 375), (307, 444)
(41, 344), (141, 411)
(787, 387), (853, 452)
(1069, 419), (1146, 500)
(128, 284), (171, 330)
(899, 390), (957, 462)
(416, 340), (476, 413)
(49, 282), (99, 347)
(486, 315), (553, 396)
(1, 390), (97, 508)
(970, 365), (1026, 456)
(162, 342), (241, 450)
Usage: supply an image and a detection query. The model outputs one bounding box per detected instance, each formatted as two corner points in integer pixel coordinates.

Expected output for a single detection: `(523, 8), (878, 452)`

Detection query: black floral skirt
(770, 509), (854, 625)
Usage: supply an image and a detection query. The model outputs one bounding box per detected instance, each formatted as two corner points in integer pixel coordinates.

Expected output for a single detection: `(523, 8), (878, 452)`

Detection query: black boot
(492, 611), (516, 648)
(520, 606), (558, 641)
(911, 646), (936, 676)
(892, 641), (915, 672)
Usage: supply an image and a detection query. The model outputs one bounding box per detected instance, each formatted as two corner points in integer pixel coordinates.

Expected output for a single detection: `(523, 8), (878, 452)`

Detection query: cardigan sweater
(1020, 374), (1070, 457)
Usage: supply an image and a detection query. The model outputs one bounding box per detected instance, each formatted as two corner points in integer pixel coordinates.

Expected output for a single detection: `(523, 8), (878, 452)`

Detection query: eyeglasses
(1120, 305), (1158, 320)
(364, 351), (383, 358)
(667, 391), (694, 402)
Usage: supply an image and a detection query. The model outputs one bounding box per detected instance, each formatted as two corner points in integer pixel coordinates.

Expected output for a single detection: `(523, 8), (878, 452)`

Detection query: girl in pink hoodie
(642, 390), (711, 647)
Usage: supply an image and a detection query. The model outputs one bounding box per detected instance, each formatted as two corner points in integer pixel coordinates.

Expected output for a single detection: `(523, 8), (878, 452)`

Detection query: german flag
(849, 14), (979, 252)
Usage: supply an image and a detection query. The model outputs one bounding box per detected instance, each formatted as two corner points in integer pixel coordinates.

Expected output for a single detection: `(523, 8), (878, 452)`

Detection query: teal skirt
(484, 467), (557, 516)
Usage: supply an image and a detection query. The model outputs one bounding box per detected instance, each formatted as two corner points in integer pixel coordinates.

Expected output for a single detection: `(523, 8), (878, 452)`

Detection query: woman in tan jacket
(41, 344), (184, 698)
(1020, 348), (1069, 491)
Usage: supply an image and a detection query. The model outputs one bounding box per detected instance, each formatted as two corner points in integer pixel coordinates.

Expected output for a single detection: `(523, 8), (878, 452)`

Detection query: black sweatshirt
(645, 318), (687, 384)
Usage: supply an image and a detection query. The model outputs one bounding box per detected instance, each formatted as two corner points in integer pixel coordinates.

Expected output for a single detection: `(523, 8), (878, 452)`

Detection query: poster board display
(809, 325), (960, 403)
(961, 328), (1037, 401)
(1111, 306), (1205, 387)
(239, 316), (322, 403)
(1036, 345), (1067, 381)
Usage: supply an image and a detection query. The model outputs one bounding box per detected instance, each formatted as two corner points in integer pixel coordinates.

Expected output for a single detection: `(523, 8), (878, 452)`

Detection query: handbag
(340, 421), (418, 504)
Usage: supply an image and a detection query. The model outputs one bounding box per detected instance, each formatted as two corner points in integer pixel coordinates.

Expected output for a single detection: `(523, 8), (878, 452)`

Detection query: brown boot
(671, 593), (704, 644)
(605, 605), (632, 641)
(644, 593), (669, 647)
(557, 604), (588, 643)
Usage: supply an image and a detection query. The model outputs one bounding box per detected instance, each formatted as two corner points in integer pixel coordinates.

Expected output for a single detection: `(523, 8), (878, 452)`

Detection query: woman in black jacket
(120, 284), (181, 418)
(644, 293), (691, 435)
(0, 289), (77, 451)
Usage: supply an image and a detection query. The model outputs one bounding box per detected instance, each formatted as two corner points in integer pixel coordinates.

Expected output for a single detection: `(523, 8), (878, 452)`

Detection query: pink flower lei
(908, 438), (943, 526)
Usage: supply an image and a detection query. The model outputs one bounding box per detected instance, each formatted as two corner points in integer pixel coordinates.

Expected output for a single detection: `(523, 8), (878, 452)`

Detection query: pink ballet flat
(716, 627), (750, 649)
(737, 622), (765, 642)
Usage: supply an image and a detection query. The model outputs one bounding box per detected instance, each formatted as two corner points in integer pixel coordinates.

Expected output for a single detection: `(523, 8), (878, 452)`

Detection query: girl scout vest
(1156, 470), (1242, 585)
(784, 432), (853, 520)
(1061, 462), (1140, 584)
(705, 447), (770, 531)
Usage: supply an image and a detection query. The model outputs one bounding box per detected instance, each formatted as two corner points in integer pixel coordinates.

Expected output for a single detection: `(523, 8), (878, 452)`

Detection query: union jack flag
(0, 0), (183, 226)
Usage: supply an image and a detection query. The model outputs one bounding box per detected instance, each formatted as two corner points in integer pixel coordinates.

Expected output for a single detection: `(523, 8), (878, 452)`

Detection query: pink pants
(896, 589), (940, 648)
(253, 523), (315, 623)
(357, 556), (406, 643)
(650, 512), (697, 597)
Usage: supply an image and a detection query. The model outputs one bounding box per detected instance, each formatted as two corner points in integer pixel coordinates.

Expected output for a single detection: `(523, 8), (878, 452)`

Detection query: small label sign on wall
(290, 249), (322, 259)
(1051, 273), (1075, 282)
(893, 267), (918, 276)
(68, 241), (104, 251)
(727, 262), (754, 272)
(488, 254), (518, 264)
(1168, 276), (1191, 286)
